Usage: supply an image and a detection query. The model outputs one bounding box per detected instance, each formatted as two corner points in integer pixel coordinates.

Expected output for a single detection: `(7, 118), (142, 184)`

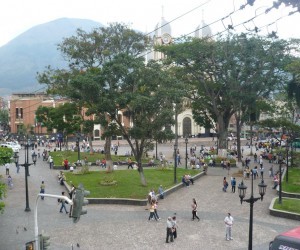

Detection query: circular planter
(100, 180), (117, 186)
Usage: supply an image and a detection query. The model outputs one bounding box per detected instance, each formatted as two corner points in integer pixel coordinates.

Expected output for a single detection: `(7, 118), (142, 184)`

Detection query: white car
(6, 141), (21, 150)
(0, 143), (20, 153)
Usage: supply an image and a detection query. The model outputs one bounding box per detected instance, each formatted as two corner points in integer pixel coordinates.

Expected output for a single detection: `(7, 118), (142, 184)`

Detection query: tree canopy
(37, 23), (182, 186)
(157, 34), (294, 149)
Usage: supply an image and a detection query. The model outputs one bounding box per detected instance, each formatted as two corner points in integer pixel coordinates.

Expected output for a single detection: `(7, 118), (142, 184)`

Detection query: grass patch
(273, 198), (300, 214)
(64, 168), (200, 199)
(282, 167), (300, 193)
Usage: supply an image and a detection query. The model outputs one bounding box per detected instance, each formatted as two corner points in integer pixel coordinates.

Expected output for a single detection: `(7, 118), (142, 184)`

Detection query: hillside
(0, 18), (102, 96)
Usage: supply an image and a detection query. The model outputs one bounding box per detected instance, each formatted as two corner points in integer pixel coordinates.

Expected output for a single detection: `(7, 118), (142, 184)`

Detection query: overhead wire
(10, 0), (300, 120)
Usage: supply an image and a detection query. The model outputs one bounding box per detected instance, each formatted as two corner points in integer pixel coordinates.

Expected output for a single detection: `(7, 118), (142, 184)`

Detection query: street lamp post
(286, 140), (289, 183)
(13, 152), (19, 168)
(185, 137), (188, 169)
(76, 134), (81, 163)
(238, 173), (267, 250)
(174, 144), (178, 184)
(21, 139), (36, 212)
(278, 153), (283, 204)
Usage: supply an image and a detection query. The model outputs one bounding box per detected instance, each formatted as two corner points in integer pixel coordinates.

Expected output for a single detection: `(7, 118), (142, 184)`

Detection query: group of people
(166, 215), (178, 243)
(181, 174), (194, 187)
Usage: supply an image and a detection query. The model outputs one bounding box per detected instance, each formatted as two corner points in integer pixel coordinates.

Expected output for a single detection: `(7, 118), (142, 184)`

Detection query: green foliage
(0, 109), (9, 132)
(0, 176), (7, 214)
(282, 167), (300, 193)
(37, 22), (181, 186)
(0, 148), (13, 165)
(273, 198), (300, 214)
(158, 34), (294, 149)
(35, 103), (82, 135)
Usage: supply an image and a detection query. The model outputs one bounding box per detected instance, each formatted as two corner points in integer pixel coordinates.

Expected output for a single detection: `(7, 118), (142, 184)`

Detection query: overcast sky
(0, 0), (299, 46)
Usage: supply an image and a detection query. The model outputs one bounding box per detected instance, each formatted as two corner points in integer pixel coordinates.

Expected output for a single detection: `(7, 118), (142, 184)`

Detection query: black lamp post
(185, 137), (188, 169)
(278, 152), (283, 204)
(13, 152), (19, 168)
(21, 139), (36, 212)
(238, 172), (267, 250)
(76, 134), (81, 162)
(174, 144), (178, 183)
(286, 140), (289, 183)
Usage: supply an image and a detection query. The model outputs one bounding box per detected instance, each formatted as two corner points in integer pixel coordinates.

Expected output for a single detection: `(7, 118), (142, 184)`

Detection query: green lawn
(64, 168), (199, 199)
(273, 198), (300, 214)
(282, 168), (300, 193)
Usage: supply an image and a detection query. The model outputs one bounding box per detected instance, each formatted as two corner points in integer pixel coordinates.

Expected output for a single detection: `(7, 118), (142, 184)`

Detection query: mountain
(0, 18), (102, 96)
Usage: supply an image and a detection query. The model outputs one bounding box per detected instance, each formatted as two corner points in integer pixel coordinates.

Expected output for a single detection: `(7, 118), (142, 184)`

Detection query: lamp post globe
(14, 152), (19, 165)
(32, 152), (37, 165)
(238, 180), (247, 204)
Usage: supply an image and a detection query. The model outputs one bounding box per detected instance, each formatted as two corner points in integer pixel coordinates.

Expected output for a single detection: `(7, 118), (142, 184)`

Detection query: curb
(269, 197), (300, 221)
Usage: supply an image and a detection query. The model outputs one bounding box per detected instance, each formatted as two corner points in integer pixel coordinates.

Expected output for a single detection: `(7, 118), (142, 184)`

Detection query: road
(0, 138), (298, 250)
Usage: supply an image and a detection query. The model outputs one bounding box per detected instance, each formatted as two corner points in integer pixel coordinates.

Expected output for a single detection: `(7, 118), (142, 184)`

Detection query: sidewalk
(0, 144), (298, 250)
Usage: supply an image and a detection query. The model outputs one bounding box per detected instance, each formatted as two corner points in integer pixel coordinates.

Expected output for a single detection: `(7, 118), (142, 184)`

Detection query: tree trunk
(104, 136), (113, 172)
(217, 117), (228, 149)
(235, 115), (242, 162)
(138, 167), (147, 186)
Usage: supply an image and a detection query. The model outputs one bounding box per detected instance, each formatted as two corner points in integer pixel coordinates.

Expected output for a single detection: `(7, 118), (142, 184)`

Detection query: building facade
(9, 93), (64, 135)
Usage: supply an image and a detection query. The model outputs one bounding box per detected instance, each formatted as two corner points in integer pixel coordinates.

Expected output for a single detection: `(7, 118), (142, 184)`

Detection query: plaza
(0, 138), (298, 250)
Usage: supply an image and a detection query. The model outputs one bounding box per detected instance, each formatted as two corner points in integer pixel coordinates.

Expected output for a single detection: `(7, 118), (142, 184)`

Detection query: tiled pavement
(0, 140), (299, 250)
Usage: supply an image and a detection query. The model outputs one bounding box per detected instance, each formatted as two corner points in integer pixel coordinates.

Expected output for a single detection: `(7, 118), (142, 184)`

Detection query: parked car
(0, 143), (19, 153)
(269, 226), (300, 250)
(5, 141), (21, 150)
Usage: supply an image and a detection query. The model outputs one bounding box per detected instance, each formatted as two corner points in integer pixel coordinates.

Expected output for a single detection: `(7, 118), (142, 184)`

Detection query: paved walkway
(0, 141), (299, 250)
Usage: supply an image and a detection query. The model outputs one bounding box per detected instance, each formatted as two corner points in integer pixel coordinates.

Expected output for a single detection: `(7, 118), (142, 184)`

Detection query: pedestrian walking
(231, 177), (236, 193)
(40, 181), (45, 200)
(48, 156), (53, 169)
(154, 201), (160, 220)
(191, 198), (200, 221)
(260, 166), (264, 179)
(223, 177), (228, 192)
(7, 175), (13, 189)
(148, 202), (157, 221)
(166, 217), (174, 243)
(5, 162), (10, 175)
(59, 192), (68, 214)
(224, 212), (234, 241)
(269, 165), (274, 177)
(172, 216), (178, 239)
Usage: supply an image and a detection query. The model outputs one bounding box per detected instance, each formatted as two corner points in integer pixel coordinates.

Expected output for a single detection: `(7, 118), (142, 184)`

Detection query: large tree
(158, 34), (292, 150)
(35, 103), (82, 147)
(38, 23), (179, 185)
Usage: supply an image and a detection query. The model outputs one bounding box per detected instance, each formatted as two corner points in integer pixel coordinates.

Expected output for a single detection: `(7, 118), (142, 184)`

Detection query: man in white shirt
(224, 212), (234, 241)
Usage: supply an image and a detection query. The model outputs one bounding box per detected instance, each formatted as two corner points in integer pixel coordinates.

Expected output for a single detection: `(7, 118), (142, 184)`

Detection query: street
(0, 138), (299, 250)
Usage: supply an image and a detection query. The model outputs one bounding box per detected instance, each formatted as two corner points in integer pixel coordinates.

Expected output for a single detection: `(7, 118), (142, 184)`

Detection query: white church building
(147, 14), (214, 138)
